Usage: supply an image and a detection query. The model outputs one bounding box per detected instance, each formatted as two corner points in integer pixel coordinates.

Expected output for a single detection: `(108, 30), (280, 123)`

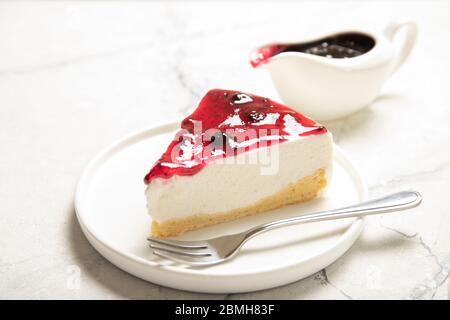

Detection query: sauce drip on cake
(144, 89), (327, 183)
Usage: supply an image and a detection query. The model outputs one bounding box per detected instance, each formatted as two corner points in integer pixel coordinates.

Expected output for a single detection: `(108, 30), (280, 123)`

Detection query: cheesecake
(144, 89), (333, 238)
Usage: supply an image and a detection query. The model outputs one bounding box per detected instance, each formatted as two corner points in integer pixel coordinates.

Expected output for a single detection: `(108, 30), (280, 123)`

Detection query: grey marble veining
(0, 1), (449, 299)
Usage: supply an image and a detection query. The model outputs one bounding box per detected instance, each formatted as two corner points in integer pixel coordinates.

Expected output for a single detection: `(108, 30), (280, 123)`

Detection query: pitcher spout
(250, 44), (289, 68)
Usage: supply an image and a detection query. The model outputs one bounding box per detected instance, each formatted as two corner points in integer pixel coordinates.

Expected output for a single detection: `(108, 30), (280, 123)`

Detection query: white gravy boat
(250, 20), (418, 121)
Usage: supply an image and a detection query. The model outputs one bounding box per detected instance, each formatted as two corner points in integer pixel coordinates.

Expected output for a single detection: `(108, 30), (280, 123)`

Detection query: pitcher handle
(384, 19), (418, 75)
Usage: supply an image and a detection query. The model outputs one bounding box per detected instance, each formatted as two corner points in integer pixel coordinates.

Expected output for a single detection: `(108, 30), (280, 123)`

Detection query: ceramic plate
(75, 121), (367, 293)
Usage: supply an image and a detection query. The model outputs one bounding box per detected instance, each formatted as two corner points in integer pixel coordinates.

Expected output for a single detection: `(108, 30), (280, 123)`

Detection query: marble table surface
(1, 1), (449, 300)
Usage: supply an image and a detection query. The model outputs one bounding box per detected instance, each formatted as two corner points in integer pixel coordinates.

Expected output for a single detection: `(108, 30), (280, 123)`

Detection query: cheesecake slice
(144, 89), (333, 238)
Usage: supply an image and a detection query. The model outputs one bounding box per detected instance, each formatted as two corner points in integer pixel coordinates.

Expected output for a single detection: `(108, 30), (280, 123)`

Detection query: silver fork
(148, 191), (422, 266)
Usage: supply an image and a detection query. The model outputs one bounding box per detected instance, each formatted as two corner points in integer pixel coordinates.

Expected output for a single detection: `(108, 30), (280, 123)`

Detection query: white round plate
(75, 121), (367, 294)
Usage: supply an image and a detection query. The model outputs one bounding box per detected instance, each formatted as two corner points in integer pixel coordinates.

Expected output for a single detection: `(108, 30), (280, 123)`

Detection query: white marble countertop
(1, 1), (449, 299)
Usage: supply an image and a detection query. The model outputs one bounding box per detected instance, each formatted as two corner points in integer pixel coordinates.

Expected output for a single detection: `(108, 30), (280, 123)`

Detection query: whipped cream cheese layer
(146, 132), (332, 223)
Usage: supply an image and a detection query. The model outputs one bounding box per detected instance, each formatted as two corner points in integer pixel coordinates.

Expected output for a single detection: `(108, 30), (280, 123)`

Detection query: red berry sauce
(250, 44), (288, 68)
(144, 89), (327, 183)
(250, 33), (375, 68)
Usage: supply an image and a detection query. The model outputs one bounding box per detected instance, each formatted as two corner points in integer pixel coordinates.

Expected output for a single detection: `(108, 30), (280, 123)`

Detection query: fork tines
(147, 237), (218, 266)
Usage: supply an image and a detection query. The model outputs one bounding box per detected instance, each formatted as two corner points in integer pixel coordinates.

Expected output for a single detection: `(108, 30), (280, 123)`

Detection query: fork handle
(245, 191), (422, 240)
